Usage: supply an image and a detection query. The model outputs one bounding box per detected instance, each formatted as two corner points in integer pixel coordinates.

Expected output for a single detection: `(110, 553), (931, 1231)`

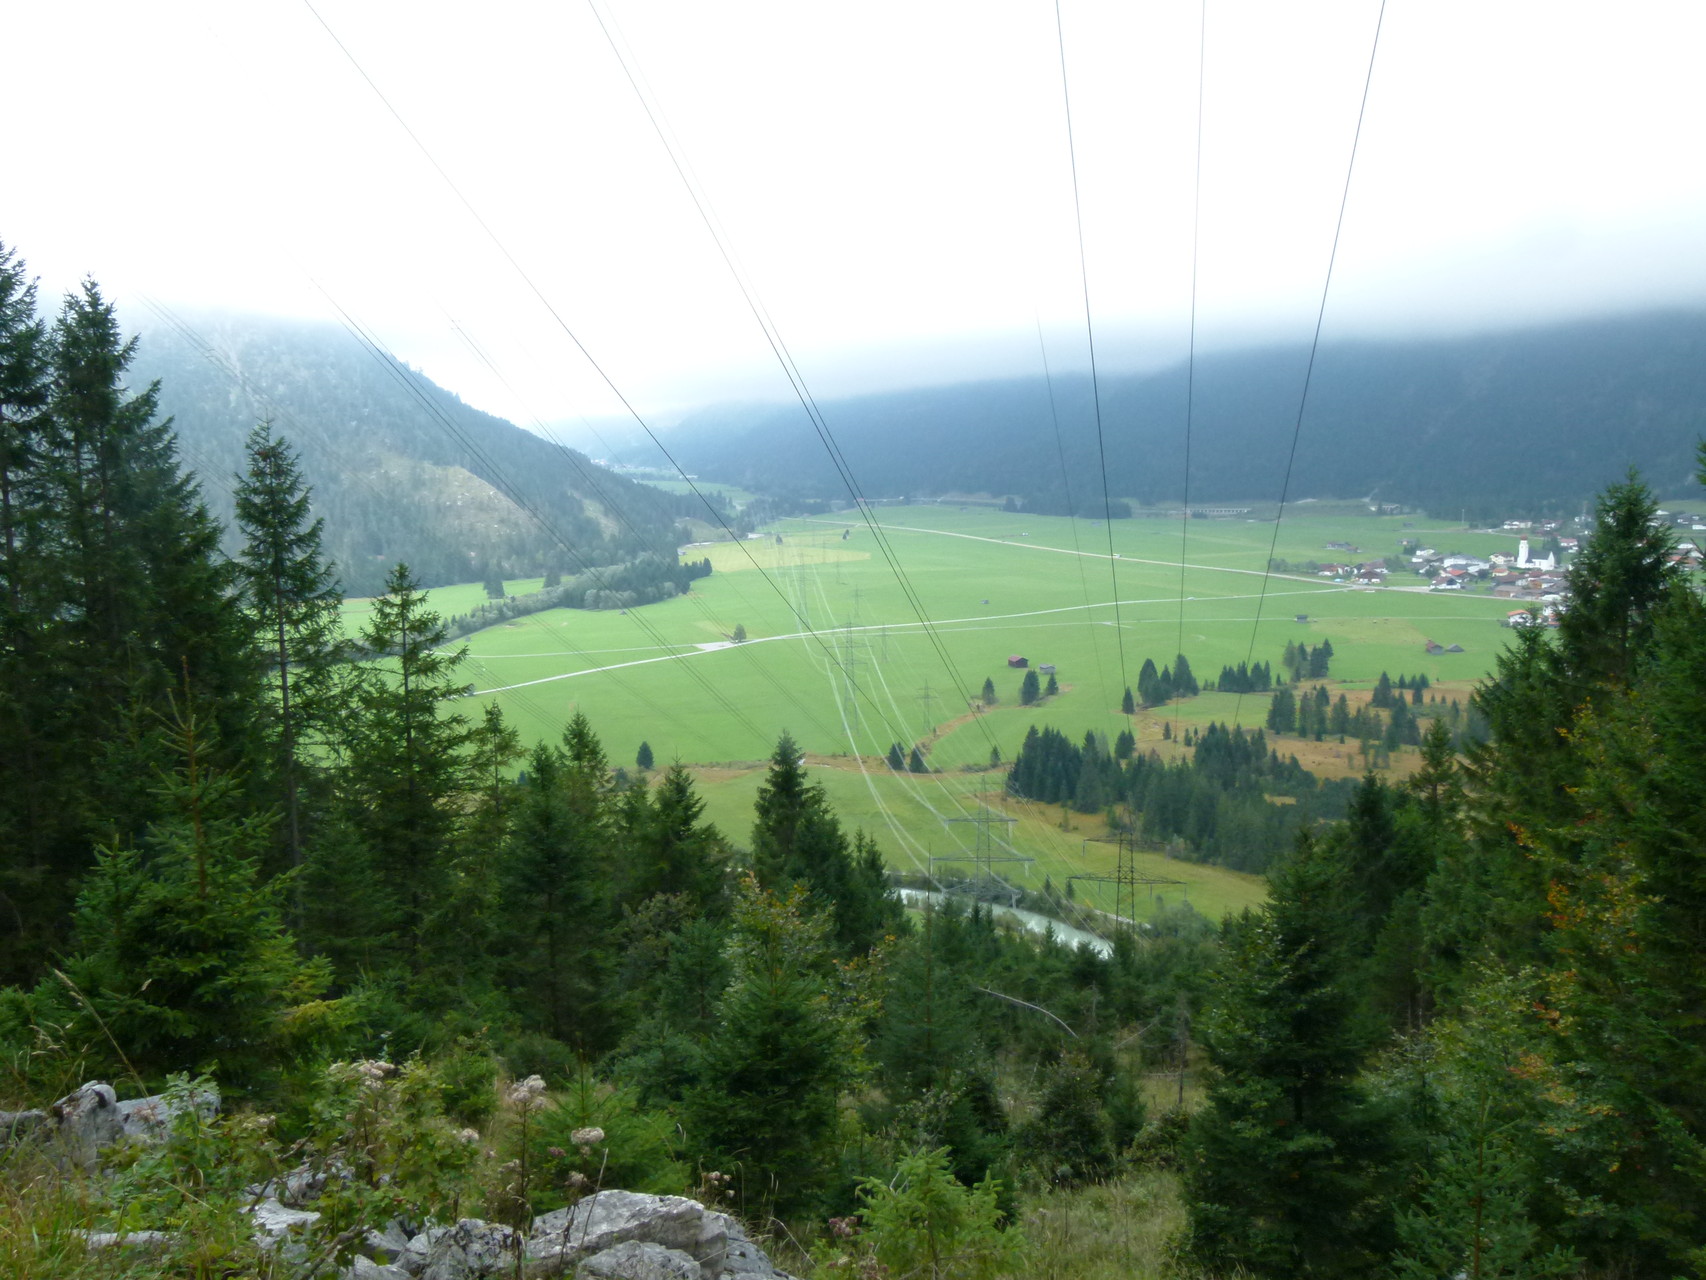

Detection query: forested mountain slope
(129, 312), (701, 595)
(666, 310), (1706, 518)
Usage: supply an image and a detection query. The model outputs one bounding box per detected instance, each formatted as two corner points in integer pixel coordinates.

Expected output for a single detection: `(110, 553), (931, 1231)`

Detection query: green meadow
(358, 505), (1525, 919)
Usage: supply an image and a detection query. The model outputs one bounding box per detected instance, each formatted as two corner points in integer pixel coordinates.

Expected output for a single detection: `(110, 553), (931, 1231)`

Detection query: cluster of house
(1313, 560), (1392, 586)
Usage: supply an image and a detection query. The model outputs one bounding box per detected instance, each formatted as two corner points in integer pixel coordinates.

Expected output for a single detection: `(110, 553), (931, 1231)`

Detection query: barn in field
(1007, 654), (1028, 668)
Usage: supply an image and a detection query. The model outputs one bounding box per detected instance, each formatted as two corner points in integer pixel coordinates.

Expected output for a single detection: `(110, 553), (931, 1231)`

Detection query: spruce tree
(751, 733), (894, 954)
(636, 740), (654, 771)
(340, 564), (474, 971)
(908, 745), (927, 773)
(623, 762), (728, 913)
(683, 879), (855, 1218)
(887, 742), (905, 770)
(234, 423), (344, 871)
(981, 675), (997, 705)
(1183, 836), (1395, 1276)
(0, 242), (51, 980)
(3, 280), (257, 982)
(1044, 672), (1059, 697)
(1019, 669), (1040, 705)
(1121, 685), (1136, 715)
(497, 738), (616, 1047)
(54, 702), (330, 1089)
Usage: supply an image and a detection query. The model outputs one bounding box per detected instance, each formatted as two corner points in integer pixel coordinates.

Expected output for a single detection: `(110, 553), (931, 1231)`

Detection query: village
(1307, 509), (1705, 629)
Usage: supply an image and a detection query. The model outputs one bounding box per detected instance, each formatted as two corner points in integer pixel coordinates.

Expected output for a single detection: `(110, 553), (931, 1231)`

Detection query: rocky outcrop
(1, 1080), (221, 1171)
(4, 1082), (792, 1280)
(378, 1192), (794, 1280)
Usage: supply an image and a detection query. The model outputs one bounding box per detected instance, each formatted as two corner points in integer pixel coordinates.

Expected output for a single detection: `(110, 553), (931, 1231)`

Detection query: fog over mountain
(653, 310), (1706, 519)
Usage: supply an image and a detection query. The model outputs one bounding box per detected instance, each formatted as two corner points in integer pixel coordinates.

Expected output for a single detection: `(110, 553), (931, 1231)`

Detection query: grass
(1014, 1172), (1186, 1280)
(688, 762), (1267, 925)
(358, 506), (1519, 894)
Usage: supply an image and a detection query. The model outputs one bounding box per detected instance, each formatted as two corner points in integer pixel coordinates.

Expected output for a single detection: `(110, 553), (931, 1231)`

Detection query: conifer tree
(624, 763), (727, 913)
(1019, 669), (1040, 705)
(341, 564), (474, 970)
(635, 740), (654, 771)
(54, 701), (330, 1088)
(751, 733), (895, 954)
(886, 742), (905, 770)
(981, 676), (997, 705)
(1183, 835), (1395, 1276)
(2, 281), (257, 982)
(497, 738), (616, 1047)
(684, 878), (858, 1218)
(1121, 685), (1135, 715)
(908, 745), (927, 773)
(1044, 672), (1059, 697)
(0, 243), (51, 978)
(234, 423), (345, 870)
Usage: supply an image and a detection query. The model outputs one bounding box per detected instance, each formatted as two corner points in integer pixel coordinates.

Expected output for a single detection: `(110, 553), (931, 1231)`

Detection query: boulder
(79, 1230), (173, 1251)
(343, 1257), (413, 1280)
(524, 1193), (793, 1280)
(528, 1191), (704, 1264)
(415, 1218), (523, 1280)
(49, 1082), (122, 1170)
(576, 1240), (701, 1280)
(363, 1217), (416, 1261)
(0, 1108), (48, 1149)
(116, 1082), (220, 1143)
(247, 1195), (322, 1244)
(396, 1226), (451, 1275)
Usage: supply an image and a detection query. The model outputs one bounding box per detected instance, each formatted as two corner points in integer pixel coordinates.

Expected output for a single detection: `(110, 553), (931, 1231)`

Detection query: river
(896, 888), (1112, 957)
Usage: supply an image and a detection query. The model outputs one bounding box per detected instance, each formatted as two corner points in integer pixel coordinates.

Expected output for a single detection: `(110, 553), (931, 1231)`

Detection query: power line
(1235, 0), (1388, 729)
(299, 0), (922, 753)
(1053, 0), (1129, 697)
(1175, 0), (1209, 741)
(1035, 319), (1112, 710)
(582, 0), (1010, 763)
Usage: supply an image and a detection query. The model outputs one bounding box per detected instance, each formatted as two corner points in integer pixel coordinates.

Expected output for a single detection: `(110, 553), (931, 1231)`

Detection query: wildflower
(459, 1128), (481, 1144)
(570, 1126), (605, 1147)
(508, 1075), (547, 1107)
(566, 1170), (590, 1189)
(547, 1146), (567, 1160)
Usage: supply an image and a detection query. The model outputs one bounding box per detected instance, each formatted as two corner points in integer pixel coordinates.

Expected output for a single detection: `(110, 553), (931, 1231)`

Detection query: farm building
(1007, 655), (1028, 668)
(1039, 664), (1057, 675)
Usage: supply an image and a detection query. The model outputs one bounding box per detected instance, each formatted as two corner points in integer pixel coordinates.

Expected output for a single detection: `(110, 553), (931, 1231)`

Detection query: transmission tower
(1066, 832), (1183, 932)
(931, 805), (1030, 904)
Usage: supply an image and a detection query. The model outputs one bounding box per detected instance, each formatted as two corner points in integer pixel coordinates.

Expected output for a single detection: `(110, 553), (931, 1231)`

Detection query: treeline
(1178, 466), (1706, 1277)
(1210, 659), (1274, 693)
(440, 556), (716, 639)
(1006, 722), (1355, 872)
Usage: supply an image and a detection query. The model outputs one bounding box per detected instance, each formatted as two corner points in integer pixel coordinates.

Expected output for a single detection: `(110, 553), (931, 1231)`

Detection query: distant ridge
(662, 310), (1706, 518)
(129, 312), (700, 596)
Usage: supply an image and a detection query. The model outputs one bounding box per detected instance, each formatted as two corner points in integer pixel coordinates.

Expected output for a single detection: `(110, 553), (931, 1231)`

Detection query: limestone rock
(528, 1191), (704, 1263)
(524, 1193), (793, 1280)
(79, 1230), (173, 1251)
(50, 1082), (122, 1170)
(416, 1218), (522, 1280)
(0, 1108), (47, 1148)
(343, 1257), (413, 1280)
(576, 1240), (701, 1280)
(397, 1226), (450, 1275)
(116, 1082), (220, 1143)
(247, 1195), (322, 1243)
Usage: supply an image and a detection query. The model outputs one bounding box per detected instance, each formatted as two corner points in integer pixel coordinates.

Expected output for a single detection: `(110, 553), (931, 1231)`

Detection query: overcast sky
(10, 1), (1706, 435)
